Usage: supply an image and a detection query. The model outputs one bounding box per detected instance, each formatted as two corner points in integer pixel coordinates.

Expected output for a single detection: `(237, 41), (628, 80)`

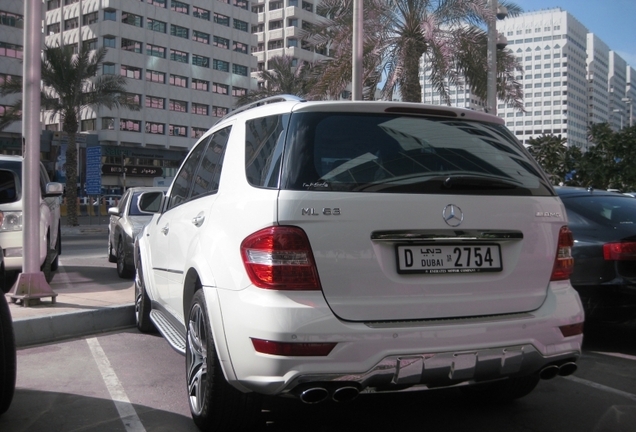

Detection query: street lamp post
(613, 109), (624, 130)
(621, 97), (632, 127)
(487, 0), (508, 115)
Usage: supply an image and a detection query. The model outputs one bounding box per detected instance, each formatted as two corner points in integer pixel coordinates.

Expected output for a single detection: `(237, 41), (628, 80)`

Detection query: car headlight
(0, 211), (22, 232)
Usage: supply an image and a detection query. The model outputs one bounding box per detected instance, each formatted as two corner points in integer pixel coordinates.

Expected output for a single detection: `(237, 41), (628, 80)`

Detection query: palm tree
(235, 55), (316, 107)
(0, 45), (138, 226)
(308, 0), (523, 107)
(527, 134), (568, 184)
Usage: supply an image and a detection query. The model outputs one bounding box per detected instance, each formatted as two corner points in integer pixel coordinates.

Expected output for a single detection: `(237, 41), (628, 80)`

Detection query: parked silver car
(107, 187), (166, 278)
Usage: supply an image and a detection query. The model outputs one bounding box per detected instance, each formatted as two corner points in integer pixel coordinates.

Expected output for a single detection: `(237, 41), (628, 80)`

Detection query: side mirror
(108, 207), (121, 217)
(45, 182), (64, 197)
(138, 191), (165, 214)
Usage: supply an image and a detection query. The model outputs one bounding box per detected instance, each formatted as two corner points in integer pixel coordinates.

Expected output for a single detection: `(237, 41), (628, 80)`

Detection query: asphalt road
(1, 232), (635, 432)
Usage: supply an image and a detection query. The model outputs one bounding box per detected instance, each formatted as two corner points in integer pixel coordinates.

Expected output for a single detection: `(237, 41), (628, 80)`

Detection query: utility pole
(352, 0), (363, 100)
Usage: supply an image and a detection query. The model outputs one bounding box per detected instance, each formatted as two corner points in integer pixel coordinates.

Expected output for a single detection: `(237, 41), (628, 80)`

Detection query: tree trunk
(402, 42), (424, 103)
(64, 115), (79, 226)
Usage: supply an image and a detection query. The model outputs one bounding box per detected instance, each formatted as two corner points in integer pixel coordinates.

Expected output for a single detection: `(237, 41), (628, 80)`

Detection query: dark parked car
(556, 187), (636, 322)
(107, 187), (166, 278)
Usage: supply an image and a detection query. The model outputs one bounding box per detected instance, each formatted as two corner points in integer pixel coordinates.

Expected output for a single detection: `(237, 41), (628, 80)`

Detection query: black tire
(186, 290), (262, 432)
(116, 238), (134, 279)
(108, 238), (117, 263)
(0, 271), (18, 294)
(134, 260), (155, 333)
(50, 225), (61, 272)
(0, 292), (16, 415)
(460, 374), (540, 403)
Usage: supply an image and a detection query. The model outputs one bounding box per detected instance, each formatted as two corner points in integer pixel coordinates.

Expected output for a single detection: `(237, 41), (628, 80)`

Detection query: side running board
(150, 309), (186, 355)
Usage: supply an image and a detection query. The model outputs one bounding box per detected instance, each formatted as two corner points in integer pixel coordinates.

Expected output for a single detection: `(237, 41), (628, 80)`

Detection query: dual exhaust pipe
(297, 384), (360, 404)
(539, 361), (578, 380)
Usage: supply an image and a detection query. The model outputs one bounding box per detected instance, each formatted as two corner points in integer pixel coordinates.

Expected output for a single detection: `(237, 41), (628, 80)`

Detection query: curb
(13, 304), (135, 348)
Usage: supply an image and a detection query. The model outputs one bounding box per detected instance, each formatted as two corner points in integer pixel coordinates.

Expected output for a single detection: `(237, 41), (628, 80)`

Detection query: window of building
(47, 23), (60, 34)
(170, 49), (188, 63)
(191, 127), (207, 139)
(47, 0), (60, 11)
(64, 17), (78, 30)
(146, 44), (166, 58)
(123, 93), (142, 107)
(268, 40), (283, 50)
(287, 38), (298, 48)
(192, 78), (209, 91)
(121, 65), (142, 79)
(233, 41), (248, 54)
(103, 63), (115, 74)
(213, 36), (230, 49)
(214, 13), (229, 26)
(193, 6), (210, 20)
(252, 4), (264, 13)
(192, 103), (209, 115)
(232, 64), (248, 76)
(146, 0), (167, 7)
(171, 0), (189, 14)
(193, 30), (209, 44)
(104, 9), (116, 21)
(169, 125), (188, 137)
(269, 20), (283, 30)
(121, 12), (142, 27)
(213, 82), (229, 95)
(145, 95), (165, 109)
(147, 18), (166, 33)
(169, 74), (188, 87)
(171, 24), (189, 38)
(252, 23), (264, 33)
(192, 54), (210, 68)
(81, 119), (96, 131)
(82, 38), (98, 51)
(169, 99), (188, 113)
(102, 118), (115, 129)
(146, 122), (165, 134)
(121, 38), (143, 53)
(269, 1), (283, 10)
(120, 119), (142, 132)
(82, 12), (98, 25)
(288, 18), (298, 27)
(103, 36), (116, 48)
(234, 19), (248, 32)
(212, 106), (229, 117)
(213, 59), (229, 72)
(146, 69), (166, 83)
(302, 1), (313, 12)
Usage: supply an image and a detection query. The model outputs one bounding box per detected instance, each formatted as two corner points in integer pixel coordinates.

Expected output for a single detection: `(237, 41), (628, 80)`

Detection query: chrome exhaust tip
(539, 365), (560, 380)
(332, 386), (359, 403)
(299, 387), (329, 404)
(558, 362), (578, 377)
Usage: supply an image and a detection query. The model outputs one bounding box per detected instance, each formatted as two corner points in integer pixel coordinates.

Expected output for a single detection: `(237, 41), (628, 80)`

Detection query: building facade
(39, 0), (257, 191)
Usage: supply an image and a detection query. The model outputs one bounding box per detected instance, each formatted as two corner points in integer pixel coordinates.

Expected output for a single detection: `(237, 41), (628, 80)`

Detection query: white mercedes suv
(134, 96), (584, 432)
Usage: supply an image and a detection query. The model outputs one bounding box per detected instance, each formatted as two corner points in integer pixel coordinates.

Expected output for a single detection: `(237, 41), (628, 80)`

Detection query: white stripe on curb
(564, 375), (636, 402)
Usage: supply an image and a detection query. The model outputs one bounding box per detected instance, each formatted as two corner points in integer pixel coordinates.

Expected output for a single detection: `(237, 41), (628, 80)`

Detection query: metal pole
(352, 0), (363, 100)
(487, 0), (497, 114)
(9, 0), (58, 304)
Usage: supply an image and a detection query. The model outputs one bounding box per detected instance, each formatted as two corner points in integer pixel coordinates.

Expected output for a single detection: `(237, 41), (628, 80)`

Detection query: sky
(511, 0), (636, 66)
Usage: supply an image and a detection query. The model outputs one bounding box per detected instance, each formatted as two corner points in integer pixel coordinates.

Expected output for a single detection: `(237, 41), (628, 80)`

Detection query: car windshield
(562, 194), (636, 228)
(0, 169), (19, 204)
(281, 113), (553, 196)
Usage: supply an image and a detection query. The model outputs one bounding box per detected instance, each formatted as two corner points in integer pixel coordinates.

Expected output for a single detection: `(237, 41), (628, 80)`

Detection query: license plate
(396, 244), (502, 274)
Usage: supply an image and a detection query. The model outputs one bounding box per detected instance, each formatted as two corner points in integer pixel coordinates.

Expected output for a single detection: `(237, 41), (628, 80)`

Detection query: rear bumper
(210, 280), (584, 396)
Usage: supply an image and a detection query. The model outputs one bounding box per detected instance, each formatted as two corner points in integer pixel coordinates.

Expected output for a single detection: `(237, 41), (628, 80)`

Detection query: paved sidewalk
(5, 220), (136, 348)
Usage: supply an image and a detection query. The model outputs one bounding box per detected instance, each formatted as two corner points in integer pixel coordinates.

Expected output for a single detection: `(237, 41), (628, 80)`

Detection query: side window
(245, 114), (288, 188)
(0, 170), (18, 204)
(191, 126), (231, 198)
(119, 190), (131, 213)
(167, 139), (208, 210)
(39, 163), (50, 196)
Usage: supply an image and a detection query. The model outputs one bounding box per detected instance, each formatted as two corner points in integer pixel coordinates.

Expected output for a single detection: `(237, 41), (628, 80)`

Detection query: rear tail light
(559, 322), (584, 337)
(551, 226), (574, 281)
(251, 338), (336, 356)
(603, 242), (636, 261)
(241, 226), (321, 290)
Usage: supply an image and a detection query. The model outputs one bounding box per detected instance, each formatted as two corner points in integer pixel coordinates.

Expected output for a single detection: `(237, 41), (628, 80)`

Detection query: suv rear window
(281, 113), (553, 196)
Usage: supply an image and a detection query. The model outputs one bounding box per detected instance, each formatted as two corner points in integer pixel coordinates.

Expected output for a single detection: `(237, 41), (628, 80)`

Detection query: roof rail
(217, 94), (306, 123)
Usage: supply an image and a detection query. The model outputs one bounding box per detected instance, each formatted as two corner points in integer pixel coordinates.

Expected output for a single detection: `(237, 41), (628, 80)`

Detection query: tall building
(250, 1), (327, 82)
(39, 0), (257, 191)
(497, 8), (590, 149)
(0, 0), (24, 155)
(586, 34), (610, 128)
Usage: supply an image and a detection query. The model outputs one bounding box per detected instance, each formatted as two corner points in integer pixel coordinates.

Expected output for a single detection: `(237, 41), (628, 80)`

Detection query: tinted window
(0, 169), (18, 203)
(168, 140), (207, 209)
(562, 195), (636, 228)
(129, 192), (144, 215)
(281, 113), (552, 196)
(191, 127), (231, 198)
(245, 114), (288, 188)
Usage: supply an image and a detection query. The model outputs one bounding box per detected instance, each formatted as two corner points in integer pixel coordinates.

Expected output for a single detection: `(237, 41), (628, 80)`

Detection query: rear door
(277, 110), (565, 321)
